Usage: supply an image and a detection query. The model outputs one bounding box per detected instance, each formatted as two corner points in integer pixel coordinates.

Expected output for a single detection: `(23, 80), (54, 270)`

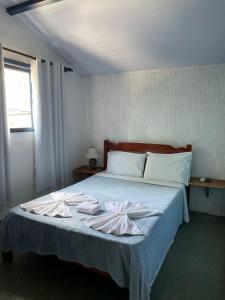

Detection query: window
(4, 58), (33, 132)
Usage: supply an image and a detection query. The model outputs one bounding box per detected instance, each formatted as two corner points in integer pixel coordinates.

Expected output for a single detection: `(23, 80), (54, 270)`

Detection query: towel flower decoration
(81, 201), (162, 236)
(20, 192), (98, 218)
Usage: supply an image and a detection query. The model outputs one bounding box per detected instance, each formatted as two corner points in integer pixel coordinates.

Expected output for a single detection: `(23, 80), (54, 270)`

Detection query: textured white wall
(84, 64), (225, 216)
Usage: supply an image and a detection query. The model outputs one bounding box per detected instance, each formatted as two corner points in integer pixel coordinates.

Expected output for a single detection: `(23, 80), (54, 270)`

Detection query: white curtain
(31, 58), (67, 195)
(0, 44), (11, 209)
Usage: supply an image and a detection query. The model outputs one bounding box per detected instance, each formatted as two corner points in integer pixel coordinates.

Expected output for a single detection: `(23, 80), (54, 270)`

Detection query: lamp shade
(86, 147), (98, 159)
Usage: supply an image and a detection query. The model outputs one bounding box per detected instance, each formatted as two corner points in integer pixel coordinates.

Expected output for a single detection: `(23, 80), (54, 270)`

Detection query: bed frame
(104, 139), (192, 169)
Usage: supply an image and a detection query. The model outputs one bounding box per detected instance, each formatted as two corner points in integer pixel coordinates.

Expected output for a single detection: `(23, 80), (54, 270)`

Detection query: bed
(0, 140), (192, 300)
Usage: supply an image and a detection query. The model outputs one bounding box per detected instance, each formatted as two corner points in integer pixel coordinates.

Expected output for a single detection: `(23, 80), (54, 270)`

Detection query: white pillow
(106, 151), (146, 177)
(143, 152), (192, 186)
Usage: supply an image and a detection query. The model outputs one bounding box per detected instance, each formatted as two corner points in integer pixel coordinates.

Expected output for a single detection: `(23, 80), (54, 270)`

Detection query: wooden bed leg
(2, 251), (13, 263)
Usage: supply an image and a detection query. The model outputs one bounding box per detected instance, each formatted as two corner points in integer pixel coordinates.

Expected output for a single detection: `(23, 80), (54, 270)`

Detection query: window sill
(10, 128), (34, 133)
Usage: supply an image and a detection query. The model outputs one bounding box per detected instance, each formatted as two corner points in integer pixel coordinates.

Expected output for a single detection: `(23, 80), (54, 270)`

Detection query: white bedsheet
(2, 174), (189, 300)
(96, 171), (190, 223)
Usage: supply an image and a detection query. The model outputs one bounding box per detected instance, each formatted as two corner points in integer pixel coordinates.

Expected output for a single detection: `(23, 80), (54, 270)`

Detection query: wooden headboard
(104, 140), (192, 169)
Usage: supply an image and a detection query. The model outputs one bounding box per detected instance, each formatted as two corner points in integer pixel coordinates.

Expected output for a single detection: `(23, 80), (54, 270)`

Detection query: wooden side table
(190, 177), (225, 197)
(73, 165), (104, 182)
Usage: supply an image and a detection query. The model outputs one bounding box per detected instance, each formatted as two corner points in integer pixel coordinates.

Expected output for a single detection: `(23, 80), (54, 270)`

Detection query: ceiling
(2, 0), (225, 75)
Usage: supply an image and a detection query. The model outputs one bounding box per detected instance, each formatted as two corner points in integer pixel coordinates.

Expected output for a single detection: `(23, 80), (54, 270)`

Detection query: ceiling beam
(6, 0), (63, 16)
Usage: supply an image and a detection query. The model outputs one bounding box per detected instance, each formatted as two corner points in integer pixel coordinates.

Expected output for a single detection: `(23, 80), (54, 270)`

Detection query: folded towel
(20, 192), (98, 217)
(77, 202), (101, 215)
(81, 201), (162, 236)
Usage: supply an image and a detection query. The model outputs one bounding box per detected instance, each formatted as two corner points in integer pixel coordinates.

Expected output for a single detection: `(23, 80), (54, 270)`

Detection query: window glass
(4, 60), (33, 131)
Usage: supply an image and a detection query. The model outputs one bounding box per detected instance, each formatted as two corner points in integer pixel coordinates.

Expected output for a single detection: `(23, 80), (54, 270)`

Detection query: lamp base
(89, 158), (97, 170)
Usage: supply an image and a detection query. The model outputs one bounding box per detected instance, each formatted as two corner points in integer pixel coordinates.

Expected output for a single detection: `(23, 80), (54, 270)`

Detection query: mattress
(0, 174), (189, 300)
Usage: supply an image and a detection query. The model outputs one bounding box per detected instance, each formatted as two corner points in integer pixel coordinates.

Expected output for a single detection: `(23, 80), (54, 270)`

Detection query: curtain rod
(3, 46), (73, 72)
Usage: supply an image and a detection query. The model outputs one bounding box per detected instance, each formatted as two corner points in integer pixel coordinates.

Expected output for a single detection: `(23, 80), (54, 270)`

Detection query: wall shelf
(190, 177), (225, 197)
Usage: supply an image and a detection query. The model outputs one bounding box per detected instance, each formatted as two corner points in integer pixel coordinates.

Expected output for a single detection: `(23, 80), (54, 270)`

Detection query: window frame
(4, 58), (34, 133)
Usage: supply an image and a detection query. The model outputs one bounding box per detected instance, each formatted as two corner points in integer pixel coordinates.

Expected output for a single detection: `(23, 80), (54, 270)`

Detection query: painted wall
(63, 72), (87, 185)
(84, 64), (225, 216)
(0, 4), (86, 215)
(0, 3), (63, 63)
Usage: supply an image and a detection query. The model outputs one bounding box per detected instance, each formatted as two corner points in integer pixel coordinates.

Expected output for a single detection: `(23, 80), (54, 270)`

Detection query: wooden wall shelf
(190, 177), (225, 197)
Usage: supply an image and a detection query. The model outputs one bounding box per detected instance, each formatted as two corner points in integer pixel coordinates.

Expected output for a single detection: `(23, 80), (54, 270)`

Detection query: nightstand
(73, 165), (104, 182)
(190, 177), (225, 197)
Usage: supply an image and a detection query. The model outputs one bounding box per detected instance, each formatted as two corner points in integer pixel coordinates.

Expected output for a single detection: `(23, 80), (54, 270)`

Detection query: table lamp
(86, 147), (98, 169)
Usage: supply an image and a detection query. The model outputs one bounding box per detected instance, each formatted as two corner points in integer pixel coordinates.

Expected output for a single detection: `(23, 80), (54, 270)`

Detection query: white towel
(20, 192), (98, 217)
(77, 202), (101, 215)
(81, 201), (162, 236)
